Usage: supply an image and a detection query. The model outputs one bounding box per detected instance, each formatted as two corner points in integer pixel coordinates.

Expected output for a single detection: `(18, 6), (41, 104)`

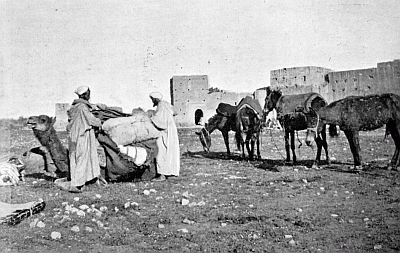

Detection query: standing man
(149, 91), (180, 181)
(67, 86), (103, 192)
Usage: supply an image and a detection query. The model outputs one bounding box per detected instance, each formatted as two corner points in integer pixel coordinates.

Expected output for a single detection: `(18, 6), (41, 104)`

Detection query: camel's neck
(33, 128), (66, 154)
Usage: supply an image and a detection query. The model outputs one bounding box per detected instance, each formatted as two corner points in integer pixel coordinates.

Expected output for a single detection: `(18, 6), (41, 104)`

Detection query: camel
(25, 115), (69, 179)
(25, 114), (157, 183)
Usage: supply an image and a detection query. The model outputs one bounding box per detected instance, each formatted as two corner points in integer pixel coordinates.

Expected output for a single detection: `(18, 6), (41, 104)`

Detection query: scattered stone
(374, 244), (382, 250)
(182, 218), (194, 224)
(188, 202), (197, 207)
(29, 219), (39, 228)
(73, 197), (79, 202)
(182, 191), (189, 198)
(71, 225), (80, 232)
(289, 239), (296, 246)
(156, 196), (163, 200)
(85, 226), (93, 232)
(76, 210), (85, 217)
(197, 201), (206, 206)
(99, 206), (108, 212)
(36, 221), (45, 228)
(364, 218), (370, 222)
(285, 235), (293, 239)
(331, 214), (339, 217)
(158, 224), (165, 229)
(143, 190), (150, 195)
(115, 207), (119, 213)
(124, 202), (130, 209)
(79, 205), (89, 210)
(221, 222), (227, 227)
(181, 199), (189, 206)
(302, 179), (308, 184)
(51, 231), (61, 240)
(61, 202), (68, 206)
(348, 219), (354, 224)
(95, 194), (102, 199)
(178, 228), (189, 233)
(149, 189), (157, 193)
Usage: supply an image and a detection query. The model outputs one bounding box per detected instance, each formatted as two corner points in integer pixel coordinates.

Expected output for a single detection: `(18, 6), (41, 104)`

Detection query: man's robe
(150, 100), (180, 176)
(67, 99), (102, 187)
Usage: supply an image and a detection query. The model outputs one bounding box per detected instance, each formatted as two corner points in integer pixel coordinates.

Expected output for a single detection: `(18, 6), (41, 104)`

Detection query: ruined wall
(170, 75), (251, 127)
(325, 60), (400, 102)
(270, 66), (332, 97)
(170, 75), (209, 127)
(270, 60), (400, 104)
(54, 103), (71, 131)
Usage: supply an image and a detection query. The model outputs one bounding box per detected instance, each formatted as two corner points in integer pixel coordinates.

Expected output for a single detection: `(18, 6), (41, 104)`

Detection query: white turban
(149, 91), (163, 100)
(74, 86), (89, 95)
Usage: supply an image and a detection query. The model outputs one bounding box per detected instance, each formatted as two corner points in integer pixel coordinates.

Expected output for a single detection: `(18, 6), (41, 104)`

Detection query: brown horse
(264, 89), (331, 167)
(305, 93), (400, 171)
(235, 96), (263, 160)
(196, 110), (238, 155)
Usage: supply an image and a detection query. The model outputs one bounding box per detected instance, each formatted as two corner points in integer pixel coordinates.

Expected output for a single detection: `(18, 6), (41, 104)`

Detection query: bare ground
(1, 123), (399, 253)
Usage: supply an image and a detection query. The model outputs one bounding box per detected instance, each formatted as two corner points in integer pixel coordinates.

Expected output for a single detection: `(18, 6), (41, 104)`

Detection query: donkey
(235, 97), (263, 160)
(305, 93), (400, 171)
(195, 105), (238, 155)
(264, 89), (331, 167)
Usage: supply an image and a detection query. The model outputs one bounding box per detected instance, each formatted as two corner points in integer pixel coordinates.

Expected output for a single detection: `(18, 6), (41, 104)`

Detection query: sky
(1, 0), (399, 119)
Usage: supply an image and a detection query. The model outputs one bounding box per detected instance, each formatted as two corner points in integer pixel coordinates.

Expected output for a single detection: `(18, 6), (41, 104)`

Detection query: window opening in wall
(303, 76), (306, 82)
(194, 109), (204, 126)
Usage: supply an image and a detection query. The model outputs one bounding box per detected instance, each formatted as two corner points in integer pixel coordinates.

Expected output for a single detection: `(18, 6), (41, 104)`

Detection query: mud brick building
(54, 59), (399, 129)
(270, 59), (400, 103)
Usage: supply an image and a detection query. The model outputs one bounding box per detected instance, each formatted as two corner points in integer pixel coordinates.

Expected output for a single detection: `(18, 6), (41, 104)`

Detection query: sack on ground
(102, 110), (160, 145)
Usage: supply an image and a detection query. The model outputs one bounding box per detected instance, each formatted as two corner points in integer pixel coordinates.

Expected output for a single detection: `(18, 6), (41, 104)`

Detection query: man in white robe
(66, 86), (103, 192)
(149, 92), (180, 181)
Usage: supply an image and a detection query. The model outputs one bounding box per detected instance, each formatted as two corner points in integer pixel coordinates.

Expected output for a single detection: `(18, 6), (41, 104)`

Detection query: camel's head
(27, 115), (56, 132)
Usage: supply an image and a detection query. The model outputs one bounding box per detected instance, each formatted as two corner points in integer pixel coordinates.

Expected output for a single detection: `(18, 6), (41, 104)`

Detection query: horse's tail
(328, 124), (339, 137)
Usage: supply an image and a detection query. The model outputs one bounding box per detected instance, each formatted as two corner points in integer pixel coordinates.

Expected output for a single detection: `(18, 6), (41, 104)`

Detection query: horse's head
(304, 108), (322, 146)
(27, 115), (56, 132)
(195, 125), (211, 152)
(264, 89), (282, 115)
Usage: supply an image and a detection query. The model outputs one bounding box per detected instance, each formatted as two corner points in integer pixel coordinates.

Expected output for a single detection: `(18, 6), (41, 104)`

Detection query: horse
(304, 93), (400, 171)
(264, 89), (331, 167)
(235, 96), (263, 160)
(196, 103), (238, 155)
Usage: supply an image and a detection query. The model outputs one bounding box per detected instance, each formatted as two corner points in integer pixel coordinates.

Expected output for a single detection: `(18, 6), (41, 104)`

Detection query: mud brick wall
(270, 60), (400, 104)
(170, 75), (250, 127)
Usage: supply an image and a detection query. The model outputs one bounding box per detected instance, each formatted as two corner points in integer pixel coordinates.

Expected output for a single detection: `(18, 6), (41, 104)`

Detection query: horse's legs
(245, 134), (253, 160)
(290, 130), (296, 164)
(343, 130), (362, 168)
(321, 125), (330, 164)
(256, 132), (261, 160)
(222, 130), (231, 155)
(284, 130), (291, 162)
(387, 122), (400, 170)
(313, 136), (323, 169)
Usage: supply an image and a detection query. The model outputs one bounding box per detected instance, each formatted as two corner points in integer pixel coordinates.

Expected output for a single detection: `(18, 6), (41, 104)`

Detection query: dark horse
(196, 103), (238, 155)
(305, 93), (400, 171)
(264, 89), (331, 167)
(235, 96), (263, 160)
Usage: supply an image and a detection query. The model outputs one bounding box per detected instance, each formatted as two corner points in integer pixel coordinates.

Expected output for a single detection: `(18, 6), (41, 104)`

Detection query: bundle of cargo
(102, 108), (160, 146)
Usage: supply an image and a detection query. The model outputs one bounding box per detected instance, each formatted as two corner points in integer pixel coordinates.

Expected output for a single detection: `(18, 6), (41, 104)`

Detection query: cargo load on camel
(25, 107), (160, 185)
